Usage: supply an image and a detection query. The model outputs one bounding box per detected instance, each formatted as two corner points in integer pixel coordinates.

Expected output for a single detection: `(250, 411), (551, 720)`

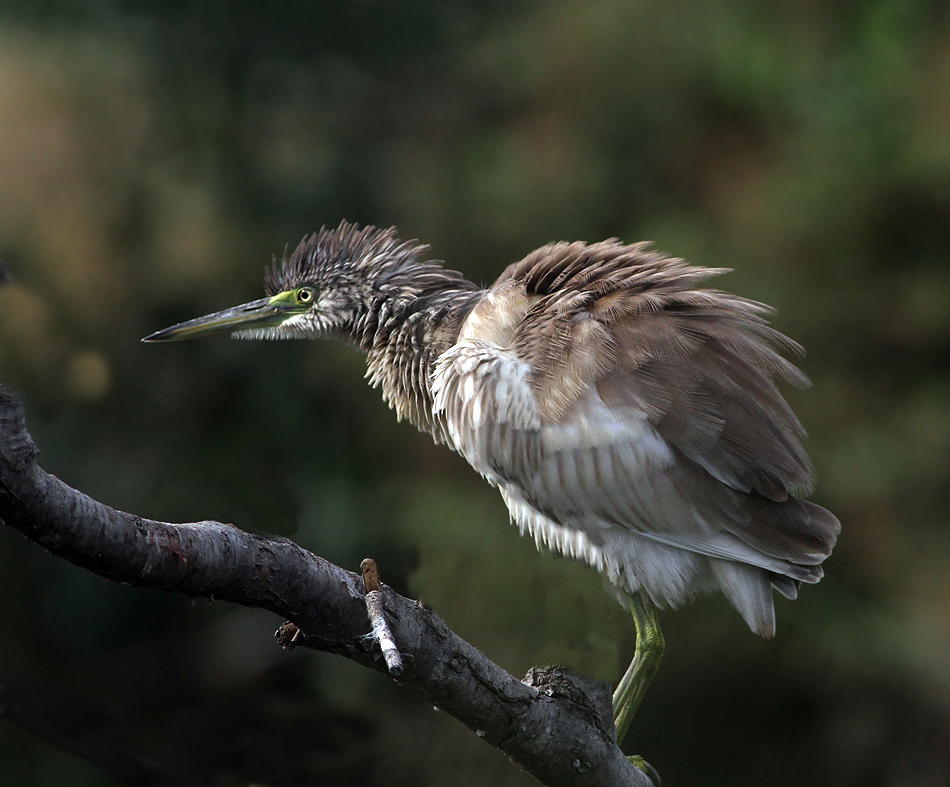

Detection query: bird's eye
(296, 287), (315, 305)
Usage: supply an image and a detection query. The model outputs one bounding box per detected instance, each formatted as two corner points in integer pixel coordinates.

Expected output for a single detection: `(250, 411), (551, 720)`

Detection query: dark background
(1, 2), (948, 785)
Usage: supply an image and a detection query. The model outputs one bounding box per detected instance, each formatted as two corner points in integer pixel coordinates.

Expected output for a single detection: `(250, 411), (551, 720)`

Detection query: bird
(144, 221), (840, 746)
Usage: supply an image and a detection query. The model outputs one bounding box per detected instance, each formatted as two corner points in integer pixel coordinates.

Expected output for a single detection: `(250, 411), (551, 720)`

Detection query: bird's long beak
(142, 293), (300, 342)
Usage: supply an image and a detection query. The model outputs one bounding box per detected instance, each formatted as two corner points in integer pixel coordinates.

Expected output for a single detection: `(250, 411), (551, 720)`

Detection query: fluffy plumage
(257, 223), (841, 635)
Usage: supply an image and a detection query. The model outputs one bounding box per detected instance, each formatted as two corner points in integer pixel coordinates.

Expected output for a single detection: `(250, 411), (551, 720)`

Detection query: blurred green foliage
(1, 1), (948, 785)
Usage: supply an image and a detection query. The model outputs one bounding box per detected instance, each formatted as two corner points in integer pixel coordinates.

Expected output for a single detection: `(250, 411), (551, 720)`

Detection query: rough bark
(0, 381), (652, 787)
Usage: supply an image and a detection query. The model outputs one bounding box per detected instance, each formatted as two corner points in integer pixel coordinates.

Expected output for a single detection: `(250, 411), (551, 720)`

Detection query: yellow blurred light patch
(66, 350), (111, 401)
(0, 286), (54, 362)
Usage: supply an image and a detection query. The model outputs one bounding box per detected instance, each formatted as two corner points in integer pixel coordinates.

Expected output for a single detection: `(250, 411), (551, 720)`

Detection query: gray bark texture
(0, 381), (652, 787)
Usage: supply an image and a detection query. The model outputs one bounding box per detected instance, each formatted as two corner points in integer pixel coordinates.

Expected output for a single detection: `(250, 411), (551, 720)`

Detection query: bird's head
(143, 222), (426, 344)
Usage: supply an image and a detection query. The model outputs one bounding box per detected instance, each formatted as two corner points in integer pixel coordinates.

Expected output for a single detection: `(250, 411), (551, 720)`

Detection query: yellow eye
(296, 287), (315, 304)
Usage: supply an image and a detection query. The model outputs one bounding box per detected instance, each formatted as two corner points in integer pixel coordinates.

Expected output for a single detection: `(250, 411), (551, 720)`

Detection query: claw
(628, 755), (661, 787)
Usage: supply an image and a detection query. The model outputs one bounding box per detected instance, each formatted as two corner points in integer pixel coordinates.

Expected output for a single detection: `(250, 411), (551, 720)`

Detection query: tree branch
(0, 381), (651, 787)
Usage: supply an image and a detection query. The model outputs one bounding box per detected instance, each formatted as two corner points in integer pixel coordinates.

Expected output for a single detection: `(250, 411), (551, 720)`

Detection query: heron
(144, 221), (840, 751)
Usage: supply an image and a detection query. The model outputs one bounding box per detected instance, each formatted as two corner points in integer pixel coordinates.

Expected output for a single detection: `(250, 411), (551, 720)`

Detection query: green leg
(613, 591), (665, 746)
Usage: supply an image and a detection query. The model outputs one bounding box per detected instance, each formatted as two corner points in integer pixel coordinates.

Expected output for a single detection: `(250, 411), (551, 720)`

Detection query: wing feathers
(432, 239), (839, 633)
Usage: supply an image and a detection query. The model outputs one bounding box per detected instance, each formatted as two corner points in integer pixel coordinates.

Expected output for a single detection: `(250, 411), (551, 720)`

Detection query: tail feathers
(711, 558), (776, 637)
(735, 495), (841, 566)
(718, 495), (838, 634)
(770, 573), (801, 600)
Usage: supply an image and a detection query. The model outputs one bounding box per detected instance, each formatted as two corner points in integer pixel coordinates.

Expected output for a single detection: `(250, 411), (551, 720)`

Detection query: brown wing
(498, 239), (838, 566)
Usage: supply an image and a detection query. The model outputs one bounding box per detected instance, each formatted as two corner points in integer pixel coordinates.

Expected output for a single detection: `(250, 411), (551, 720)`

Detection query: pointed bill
(142, 293), (302, 342)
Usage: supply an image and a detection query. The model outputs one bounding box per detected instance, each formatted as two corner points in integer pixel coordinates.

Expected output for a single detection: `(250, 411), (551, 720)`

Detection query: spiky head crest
(259, 221), (478, 344)
(256, 222), (439, 341)
(265, 221), (430, 296)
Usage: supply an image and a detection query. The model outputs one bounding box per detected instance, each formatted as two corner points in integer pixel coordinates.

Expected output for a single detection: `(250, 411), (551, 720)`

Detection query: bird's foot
(628, 755), (661, 787)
